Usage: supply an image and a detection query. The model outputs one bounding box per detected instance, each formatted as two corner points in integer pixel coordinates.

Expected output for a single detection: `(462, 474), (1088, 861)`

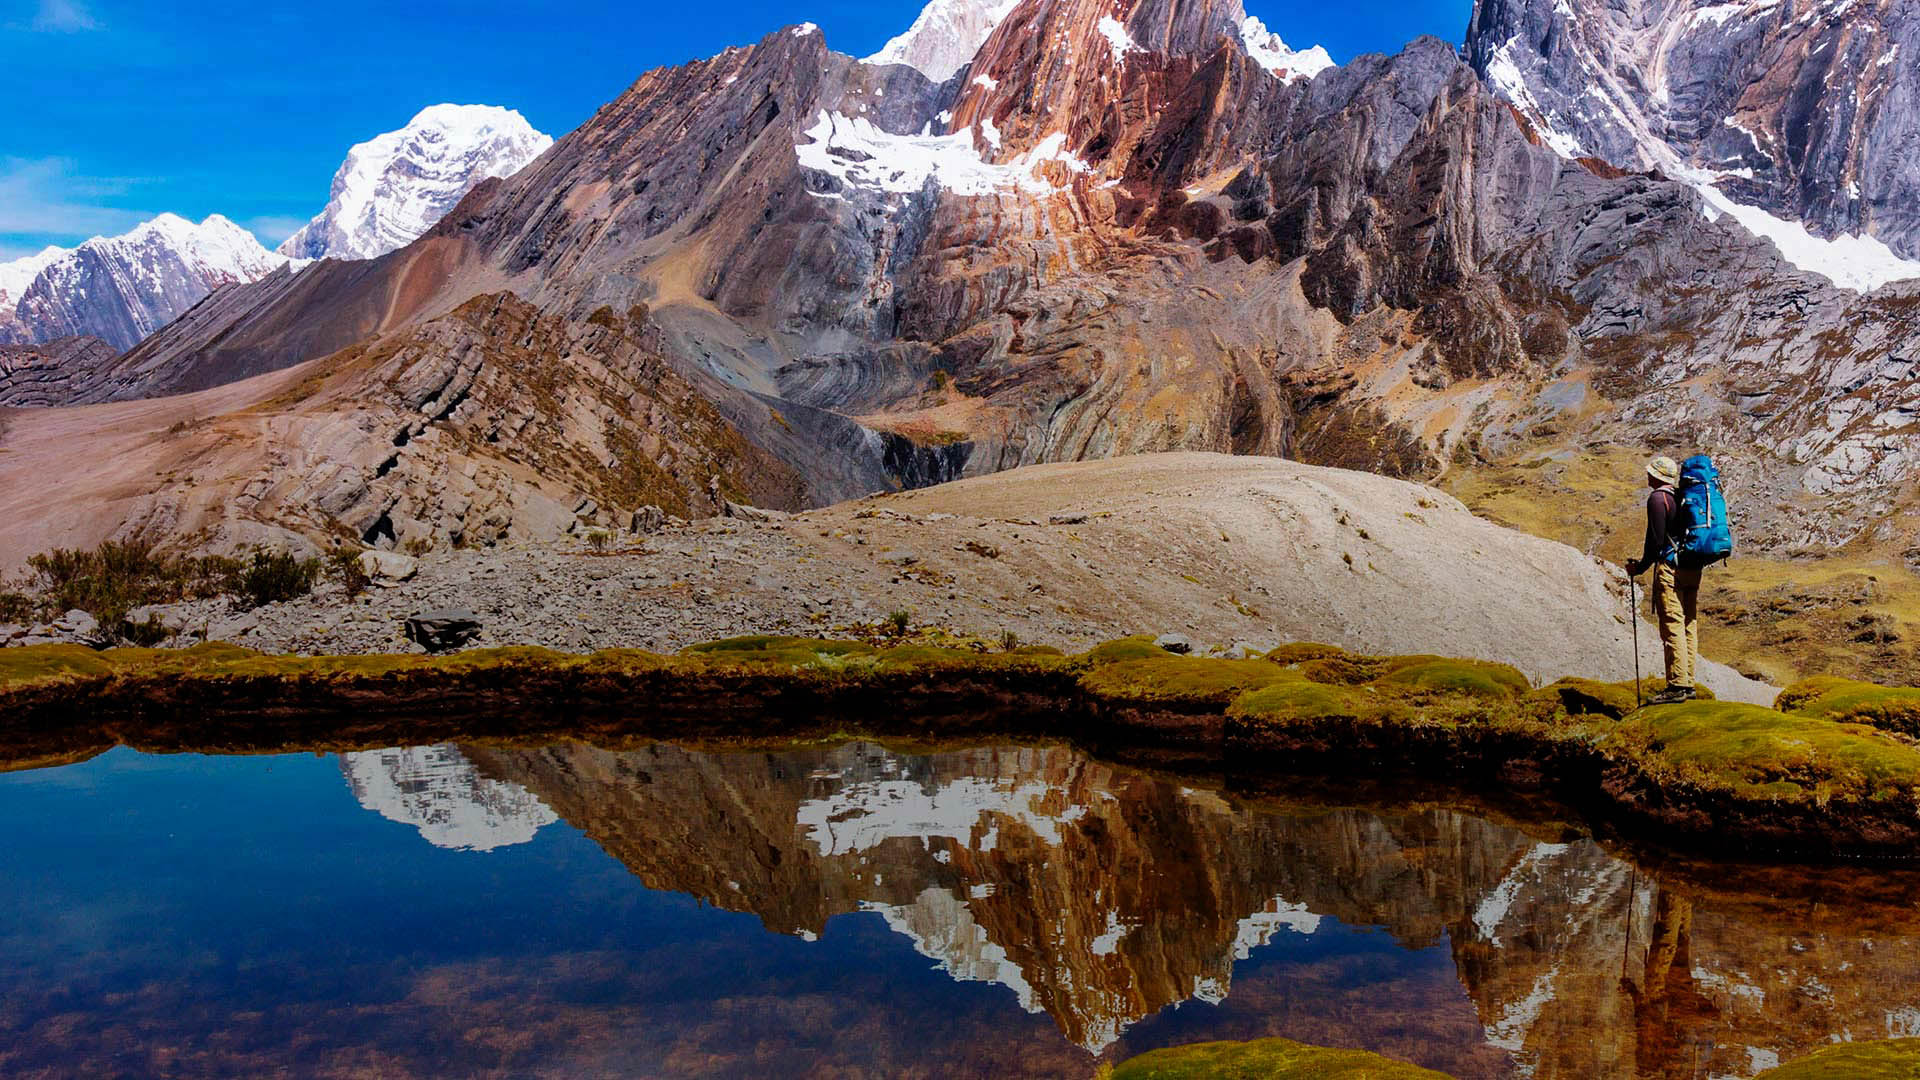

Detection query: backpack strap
(1652, 488), (1682, 566)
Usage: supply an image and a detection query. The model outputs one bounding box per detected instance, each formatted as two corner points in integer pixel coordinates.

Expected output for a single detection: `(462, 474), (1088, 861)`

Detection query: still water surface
(3, 740), (1917, 1077)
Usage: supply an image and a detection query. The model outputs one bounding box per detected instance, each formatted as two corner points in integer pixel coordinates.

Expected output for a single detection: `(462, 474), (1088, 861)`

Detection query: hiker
(1624, 454), (1731, 704)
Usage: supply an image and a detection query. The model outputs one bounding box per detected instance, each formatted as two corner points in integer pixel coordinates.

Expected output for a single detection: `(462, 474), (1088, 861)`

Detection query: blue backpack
(1666, 454), (1733, 569)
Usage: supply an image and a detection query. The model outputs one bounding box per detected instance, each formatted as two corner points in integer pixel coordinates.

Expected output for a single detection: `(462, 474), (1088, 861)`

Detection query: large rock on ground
(404, 609), (482, 653)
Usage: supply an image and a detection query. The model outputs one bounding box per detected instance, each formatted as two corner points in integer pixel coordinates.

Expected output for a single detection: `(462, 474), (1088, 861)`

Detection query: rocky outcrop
(0, 292), (805, 562)
(0, 336), (118, 407)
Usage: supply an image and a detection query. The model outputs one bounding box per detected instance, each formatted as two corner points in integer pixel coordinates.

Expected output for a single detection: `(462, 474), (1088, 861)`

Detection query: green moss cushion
(1110, 1038), (1455, 1079)
(1374, 658), (1530, 698)
(1081, 656), (1293, 705)
(1608, 701), (1920, 805)
(1777, 676), (1920, 736)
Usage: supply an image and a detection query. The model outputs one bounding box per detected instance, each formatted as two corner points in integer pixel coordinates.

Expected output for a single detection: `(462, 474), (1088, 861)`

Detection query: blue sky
(0, 0), (1472, 260)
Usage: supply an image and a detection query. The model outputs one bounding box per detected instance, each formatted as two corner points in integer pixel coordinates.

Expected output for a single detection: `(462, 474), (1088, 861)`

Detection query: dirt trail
(179, 453), (1771, 703)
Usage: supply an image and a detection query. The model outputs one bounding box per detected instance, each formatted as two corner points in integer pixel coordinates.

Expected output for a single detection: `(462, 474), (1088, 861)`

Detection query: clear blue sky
(0, 0), (1473, 260)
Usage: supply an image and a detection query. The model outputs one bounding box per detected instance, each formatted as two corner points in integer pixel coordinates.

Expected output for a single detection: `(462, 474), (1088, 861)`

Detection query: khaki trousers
(1651, 564), (1702, 690)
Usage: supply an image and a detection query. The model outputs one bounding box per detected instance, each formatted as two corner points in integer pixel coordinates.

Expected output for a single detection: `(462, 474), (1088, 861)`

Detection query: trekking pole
(1629, 575), (1641, 708)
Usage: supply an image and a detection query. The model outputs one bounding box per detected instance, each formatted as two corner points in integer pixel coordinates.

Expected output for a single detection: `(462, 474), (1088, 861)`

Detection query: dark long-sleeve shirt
(1634, 487), (1679, 570)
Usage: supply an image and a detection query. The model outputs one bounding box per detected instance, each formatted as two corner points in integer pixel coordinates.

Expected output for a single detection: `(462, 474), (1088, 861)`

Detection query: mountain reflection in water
(366, 739), (1920, 1077)
(3, 739), (1918, 1078)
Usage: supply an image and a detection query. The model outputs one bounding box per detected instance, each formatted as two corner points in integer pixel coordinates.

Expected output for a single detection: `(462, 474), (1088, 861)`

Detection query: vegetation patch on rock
(1108, 1037), (1454, 1079)
(1751, 1037), (1920, 1078)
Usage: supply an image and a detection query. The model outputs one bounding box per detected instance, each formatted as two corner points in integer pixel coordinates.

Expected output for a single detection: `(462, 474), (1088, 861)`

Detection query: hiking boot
(1647, 686), (1695, 706)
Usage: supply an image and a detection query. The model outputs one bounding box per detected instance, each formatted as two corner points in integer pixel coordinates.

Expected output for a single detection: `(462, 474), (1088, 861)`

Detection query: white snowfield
(796, 110), (1089, 198)
(1680, 163), (1920, 292)
(278, 103), (553, 262)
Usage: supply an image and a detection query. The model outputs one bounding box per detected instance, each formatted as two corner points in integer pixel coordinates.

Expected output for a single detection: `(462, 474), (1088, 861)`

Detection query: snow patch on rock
(1231, 897), (1322, 958)
(1680, 164), (1920, 291)
(1485, 42), (1587, 157)
(795, 767), (1087, 855)
(1095, 15), (1138, 63)
(796, 111), (1089, 199)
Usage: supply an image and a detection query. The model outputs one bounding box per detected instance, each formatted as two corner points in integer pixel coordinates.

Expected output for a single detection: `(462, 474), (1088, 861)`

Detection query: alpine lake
(4, 733), (1917, 1078)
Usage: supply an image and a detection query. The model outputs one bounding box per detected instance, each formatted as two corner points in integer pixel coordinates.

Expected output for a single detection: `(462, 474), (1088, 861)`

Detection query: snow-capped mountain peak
(0, 244), (70, 312)
(863, 0), (1024, 81)
(1, 214), (285, 350)
(279, 103), (554, 262)
(1237, 15), (1333, 82)
(107, 213), (282, 279)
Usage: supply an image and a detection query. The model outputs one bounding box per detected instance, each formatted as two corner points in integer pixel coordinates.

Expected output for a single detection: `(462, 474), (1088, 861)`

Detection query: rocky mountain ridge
(5, 0), (1918, 567)
(0, 105), (550, 354)
(0, 335), (120, 408)
(0, 215), (283, 351)
(1468, 0), (1920, 283)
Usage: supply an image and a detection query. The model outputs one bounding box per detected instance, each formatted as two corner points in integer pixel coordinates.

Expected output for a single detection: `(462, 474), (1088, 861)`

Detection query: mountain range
(2, 0), (1916, 569)
(0, 105), (550, 353)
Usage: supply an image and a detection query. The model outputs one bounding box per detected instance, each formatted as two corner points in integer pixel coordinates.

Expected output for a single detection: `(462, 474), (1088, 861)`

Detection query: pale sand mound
(873, 454), (1772, 703)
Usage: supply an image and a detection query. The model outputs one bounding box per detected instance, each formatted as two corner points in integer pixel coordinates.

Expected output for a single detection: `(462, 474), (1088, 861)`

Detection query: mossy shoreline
(1105, 1035), (1920, 1079)
(5, 636), (1920, 860)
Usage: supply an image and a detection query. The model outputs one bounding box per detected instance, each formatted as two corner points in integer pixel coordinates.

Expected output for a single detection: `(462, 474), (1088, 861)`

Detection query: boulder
(357, 549), (419, 587)
(53, 609), (98, 635)
(123, 605), (193, 641)
(1217, 640), (1275, 660)
(631, 505), (667, 534)
(723, 500), (789, 523)
(405, 608), (482, 653)
(1154, 633), (1195, 655)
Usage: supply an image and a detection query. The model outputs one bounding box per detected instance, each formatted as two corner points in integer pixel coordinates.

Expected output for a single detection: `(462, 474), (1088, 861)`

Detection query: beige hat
(1647, 455), (1679, 486)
